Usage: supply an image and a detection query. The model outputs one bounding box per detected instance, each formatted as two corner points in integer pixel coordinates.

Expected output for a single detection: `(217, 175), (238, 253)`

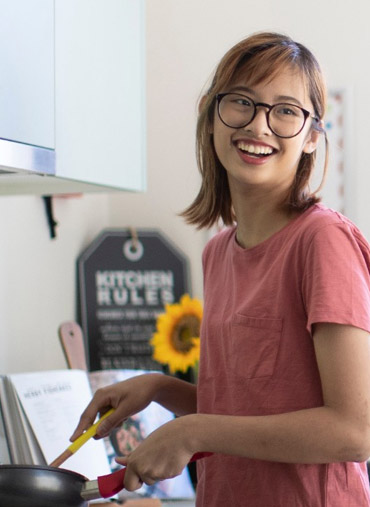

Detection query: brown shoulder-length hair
(181, 32), (328, 229)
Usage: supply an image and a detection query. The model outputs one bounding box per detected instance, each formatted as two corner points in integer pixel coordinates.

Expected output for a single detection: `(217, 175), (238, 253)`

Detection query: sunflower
(150, 294), (203, 374)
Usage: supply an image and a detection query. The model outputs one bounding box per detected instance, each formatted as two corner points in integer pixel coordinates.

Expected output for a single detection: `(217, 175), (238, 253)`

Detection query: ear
(303, 120), (324, 154)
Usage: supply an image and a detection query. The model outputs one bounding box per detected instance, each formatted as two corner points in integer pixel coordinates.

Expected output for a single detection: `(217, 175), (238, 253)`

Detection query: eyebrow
(227, 85), (304, 107)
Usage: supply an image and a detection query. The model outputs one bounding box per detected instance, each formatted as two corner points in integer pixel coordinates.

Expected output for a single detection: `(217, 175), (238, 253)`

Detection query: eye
(274, 104), (300, 116)
(234, 97), (251, 107)
(225, 94), (253, 110)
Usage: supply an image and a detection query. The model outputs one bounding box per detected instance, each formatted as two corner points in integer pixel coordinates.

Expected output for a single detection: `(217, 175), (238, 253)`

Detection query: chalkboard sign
(78, 229), (190, 371)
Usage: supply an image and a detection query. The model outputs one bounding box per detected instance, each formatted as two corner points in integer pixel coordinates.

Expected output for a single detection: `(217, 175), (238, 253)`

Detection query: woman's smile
(234, 139), (277, 165)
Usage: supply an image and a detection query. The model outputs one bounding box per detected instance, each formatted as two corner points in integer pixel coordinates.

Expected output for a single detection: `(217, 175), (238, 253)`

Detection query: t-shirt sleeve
(302, 222), (370, 334)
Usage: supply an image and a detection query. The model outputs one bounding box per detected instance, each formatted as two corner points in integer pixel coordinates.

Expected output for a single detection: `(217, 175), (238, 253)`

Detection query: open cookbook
(0, 368), (195, 501)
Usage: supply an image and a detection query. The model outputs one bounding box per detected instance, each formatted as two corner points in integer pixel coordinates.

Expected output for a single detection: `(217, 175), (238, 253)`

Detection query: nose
(244, 106), (272, 136)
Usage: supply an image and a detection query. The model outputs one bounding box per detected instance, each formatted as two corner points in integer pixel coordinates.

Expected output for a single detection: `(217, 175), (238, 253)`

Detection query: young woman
(71, 33), (370, 506)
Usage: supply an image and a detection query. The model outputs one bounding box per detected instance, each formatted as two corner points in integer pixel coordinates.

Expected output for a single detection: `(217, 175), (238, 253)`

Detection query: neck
(227, 173), (301, 248)
(232, 191), (298, 249)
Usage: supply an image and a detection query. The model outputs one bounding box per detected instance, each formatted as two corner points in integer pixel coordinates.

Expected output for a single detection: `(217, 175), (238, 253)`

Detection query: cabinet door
(0, 0), (55, 149)
(55, 0), (146, 191)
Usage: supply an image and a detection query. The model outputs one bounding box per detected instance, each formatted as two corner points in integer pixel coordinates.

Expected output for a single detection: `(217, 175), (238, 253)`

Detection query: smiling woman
(182, 32), (328, 229)
(70, 32), (370, 507)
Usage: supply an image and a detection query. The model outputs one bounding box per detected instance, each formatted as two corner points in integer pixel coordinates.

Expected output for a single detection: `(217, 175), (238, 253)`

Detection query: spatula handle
(68, 408), (115, 454)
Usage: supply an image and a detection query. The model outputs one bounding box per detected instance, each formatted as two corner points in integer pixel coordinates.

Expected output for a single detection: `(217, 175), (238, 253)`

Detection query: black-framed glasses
(216, 92), (319, 139)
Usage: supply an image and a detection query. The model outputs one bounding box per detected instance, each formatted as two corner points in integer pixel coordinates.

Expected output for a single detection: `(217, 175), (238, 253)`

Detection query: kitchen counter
(162, 501), (195, 507)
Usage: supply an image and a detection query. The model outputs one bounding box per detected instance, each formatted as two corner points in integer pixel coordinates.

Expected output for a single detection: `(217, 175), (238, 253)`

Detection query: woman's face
(212, 67), (320, 201)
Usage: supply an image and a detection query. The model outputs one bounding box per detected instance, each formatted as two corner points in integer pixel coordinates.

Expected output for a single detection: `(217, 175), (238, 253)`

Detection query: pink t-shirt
(196, 204), (370, 507)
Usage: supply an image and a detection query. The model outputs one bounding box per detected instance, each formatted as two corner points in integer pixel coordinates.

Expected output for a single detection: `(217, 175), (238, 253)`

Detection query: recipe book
(0, 368), (195, 500)
(0, 369), (111, 480)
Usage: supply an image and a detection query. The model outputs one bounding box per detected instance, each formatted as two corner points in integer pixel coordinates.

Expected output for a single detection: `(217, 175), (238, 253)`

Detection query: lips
(235, 140), (276, 157)
(234, 140), (277, 164)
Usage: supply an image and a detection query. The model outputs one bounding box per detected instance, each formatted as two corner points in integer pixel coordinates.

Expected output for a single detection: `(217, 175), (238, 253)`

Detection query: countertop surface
(162, 501), (195, 507)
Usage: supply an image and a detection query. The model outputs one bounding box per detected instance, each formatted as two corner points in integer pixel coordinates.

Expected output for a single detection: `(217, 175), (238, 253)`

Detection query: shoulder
(202, 226), (236, 263)
(298, 204), (370, 252)
(298, 205), (370, 277)
(301, 206), (370, 332)
(300, 204), (355, 232)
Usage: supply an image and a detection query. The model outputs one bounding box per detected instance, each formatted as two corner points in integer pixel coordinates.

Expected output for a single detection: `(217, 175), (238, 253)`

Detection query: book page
(9, 369), (111, 479)
(11, 383), (46, 465)
(0, 376), (32, 464)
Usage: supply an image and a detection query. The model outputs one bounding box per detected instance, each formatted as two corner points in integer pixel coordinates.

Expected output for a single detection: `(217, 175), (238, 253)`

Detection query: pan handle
(96, 451), (213, 498)
(98, 468), (125, 498)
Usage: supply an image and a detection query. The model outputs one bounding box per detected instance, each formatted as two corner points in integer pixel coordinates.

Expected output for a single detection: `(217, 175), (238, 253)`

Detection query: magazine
(89, 369), (195, 500)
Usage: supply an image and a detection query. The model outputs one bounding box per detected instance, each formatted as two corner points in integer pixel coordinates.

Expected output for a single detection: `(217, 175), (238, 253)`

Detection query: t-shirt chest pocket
(230, 314), (283, 379)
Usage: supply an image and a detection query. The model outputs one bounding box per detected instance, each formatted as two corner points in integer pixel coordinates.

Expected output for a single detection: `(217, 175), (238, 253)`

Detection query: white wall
(0, 194), (111, 373)
(1, 0), (369, 373)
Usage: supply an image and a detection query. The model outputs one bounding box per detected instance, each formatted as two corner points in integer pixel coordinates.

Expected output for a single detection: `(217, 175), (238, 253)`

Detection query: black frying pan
(0, 453), (211, 507)
(0, 464), (125, 507)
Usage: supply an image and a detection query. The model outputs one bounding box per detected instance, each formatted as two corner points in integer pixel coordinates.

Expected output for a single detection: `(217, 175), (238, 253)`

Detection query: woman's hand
(70, 373), (164, 441)
(116, 415), (197, 491)
(70, 373), (197, 442)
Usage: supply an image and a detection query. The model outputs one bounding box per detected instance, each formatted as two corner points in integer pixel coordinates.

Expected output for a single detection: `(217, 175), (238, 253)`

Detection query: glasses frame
(215, 92), (319, 139)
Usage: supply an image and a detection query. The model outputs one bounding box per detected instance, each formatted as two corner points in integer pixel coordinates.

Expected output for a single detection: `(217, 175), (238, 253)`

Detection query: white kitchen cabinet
(0, 0), (146, 194)
(0, 0), (54, 149)
(0, 0), (55, 175)
(54, 0), (145, 192)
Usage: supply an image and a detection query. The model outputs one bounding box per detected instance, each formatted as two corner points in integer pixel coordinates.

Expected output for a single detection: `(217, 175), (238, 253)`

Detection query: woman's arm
(70, 373), (197, 441)
(153, 373), (197, 416)
(188, 323), (370, 463)
(121, 323), (370, 490)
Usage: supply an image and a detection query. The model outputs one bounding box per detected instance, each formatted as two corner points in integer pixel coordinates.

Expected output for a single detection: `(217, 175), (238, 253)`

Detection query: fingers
(116, 457), (158, 491)
(70, 408), (99, 441)
(115, 457), (128, 466)
(95, 412), (120, 437)
(124, 474), (144, 492)
(70, 376), (155, 441)
(121, 459), (142, 491)
(70, 384), (127, 441)
(123, 465), (158, 491)
(118, 455), (177, 491)
(70, 403), (118, 441)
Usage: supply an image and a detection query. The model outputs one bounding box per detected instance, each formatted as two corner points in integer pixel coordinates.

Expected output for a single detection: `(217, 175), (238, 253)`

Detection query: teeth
(237, 142), (273, 155)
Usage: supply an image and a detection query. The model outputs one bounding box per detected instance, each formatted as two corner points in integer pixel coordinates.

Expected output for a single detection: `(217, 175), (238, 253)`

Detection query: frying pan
(0, 463), (125, 507)
(0, 452), (212, 507)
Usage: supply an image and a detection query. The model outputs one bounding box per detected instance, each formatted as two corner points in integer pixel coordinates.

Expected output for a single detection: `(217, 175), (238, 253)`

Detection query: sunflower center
(171, 315), (200, 353)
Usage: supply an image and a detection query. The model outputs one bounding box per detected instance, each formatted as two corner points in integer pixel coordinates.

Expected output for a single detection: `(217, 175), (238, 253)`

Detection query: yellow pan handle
(68, 408), (115, 454)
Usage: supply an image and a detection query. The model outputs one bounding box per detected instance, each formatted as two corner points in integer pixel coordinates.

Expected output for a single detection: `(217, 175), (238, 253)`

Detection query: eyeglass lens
(218, 93), (307, 138)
